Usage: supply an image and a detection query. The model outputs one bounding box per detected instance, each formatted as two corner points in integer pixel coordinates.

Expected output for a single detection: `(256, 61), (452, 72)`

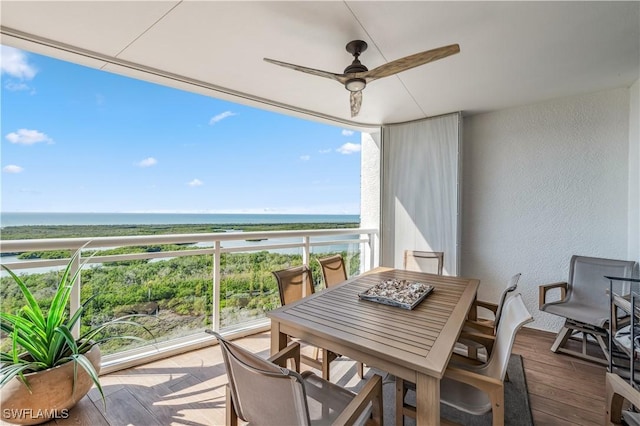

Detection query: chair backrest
(567, 256), (638, 309)
(210, 331), (311, 425)
(317, 254), (347, 288)
(403, 250), (444, 275)
(481, 294), (533, 381)
(493, 273), (522, 329)
(272, 265), (315, 306)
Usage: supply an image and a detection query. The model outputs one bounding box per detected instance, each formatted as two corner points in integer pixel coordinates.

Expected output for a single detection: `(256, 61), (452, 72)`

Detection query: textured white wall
(462, 88), (631, 331)
(361, 131), (381, 266)
(629, 79), (640, 262)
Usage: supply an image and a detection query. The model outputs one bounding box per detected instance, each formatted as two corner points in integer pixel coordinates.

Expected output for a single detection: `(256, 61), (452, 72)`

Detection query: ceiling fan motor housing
(344, 40), (369, 92)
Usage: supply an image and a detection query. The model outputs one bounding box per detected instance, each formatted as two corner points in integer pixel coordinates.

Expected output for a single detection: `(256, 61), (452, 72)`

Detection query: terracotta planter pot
(1, 344), (101, 425)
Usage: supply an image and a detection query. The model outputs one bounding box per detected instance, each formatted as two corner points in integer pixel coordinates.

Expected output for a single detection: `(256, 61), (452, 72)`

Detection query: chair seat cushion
(402, 367), (492, 415)
(541, 300), (608, 328)
(302, 371), (371, 426)
(614, 324), (640, 356)
(623, 410), (640, 426)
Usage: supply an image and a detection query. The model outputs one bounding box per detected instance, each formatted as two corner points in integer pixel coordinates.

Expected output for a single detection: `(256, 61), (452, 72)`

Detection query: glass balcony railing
(0, 228), (377, 371)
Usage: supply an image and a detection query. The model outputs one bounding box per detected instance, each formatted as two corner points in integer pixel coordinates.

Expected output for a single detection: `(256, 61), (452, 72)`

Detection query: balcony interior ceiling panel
(1, 1), (638, 127)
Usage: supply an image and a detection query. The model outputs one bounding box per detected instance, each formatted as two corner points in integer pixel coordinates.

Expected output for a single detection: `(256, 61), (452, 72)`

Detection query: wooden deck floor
(5, 327), (606, 425)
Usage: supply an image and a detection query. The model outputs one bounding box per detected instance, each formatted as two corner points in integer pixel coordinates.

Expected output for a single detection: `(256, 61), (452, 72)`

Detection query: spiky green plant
(0, 248), (154, 406)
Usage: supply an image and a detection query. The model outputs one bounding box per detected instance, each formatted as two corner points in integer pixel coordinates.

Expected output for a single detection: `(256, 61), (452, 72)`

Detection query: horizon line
(1, 211), (360, 216)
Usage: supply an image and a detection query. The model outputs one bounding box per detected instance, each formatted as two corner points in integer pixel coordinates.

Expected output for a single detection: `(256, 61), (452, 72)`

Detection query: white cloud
(137, 157), (157, 167)
(318, 148), (332, 154)
(1, 46), (37, 80)
(19, 188), (40, 194)
(3, 165), (23, 173)
(300, 155), (310, 161)
(4, 81), (30, 92)
(188, 178), (203, 187)
(341, 129), (354, 136)
(209, 111), (236, 125)
(336, 142), (361, 154)
(6, 129), (53, 145)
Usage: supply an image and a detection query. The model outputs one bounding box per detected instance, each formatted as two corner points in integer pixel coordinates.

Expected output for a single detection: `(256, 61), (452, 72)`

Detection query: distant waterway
(1, 212), (360, 227)
(0, 212), (363, 276)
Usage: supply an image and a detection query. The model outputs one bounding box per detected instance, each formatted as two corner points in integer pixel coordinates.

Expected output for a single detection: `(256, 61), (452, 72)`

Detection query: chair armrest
(267, 341), (300, 372)
(444, 365), (503, 394)
(606, 372), (640, 424)
(539, 281), (567, 309)
(464, 319), (495, 336)
(476, 300), (498, 314)
(467, 299), (498, 323)
(460, 329), (496, 354)
(333, 374), (383, 426)
(449, 352), (485, 366)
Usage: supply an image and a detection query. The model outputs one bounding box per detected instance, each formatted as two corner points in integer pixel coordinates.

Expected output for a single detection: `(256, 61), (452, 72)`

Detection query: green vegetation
(0, 222), (358, 240)
(0, 249), (153, 403)
(1, 250), (360, 354)
(1, 223), (362, 356)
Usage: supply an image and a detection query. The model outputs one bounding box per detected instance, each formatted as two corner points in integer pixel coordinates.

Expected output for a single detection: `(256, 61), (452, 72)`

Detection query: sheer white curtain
(381, 113), (461, 275)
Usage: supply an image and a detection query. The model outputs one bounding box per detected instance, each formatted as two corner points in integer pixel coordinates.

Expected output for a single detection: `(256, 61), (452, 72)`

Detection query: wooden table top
(267, 267), (479, 380)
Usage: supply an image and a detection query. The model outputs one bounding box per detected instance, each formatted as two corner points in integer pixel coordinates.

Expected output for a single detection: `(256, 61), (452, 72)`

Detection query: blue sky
(0, 45), (361, 215)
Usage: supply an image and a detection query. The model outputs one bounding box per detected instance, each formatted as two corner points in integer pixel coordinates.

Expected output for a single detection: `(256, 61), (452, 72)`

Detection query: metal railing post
(71, 252), (81, 338)
(213, 241), (221, 332)
(302, 236), (310, 266)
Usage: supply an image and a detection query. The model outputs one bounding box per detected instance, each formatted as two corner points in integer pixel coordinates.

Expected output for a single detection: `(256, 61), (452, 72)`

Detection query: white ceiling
(1, 1), (638, 129)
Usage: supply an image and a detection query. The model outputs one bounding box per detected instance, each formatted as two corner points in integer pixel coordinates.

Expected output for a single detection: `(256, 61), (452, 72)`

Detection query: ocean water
(0, 212), (360, 227)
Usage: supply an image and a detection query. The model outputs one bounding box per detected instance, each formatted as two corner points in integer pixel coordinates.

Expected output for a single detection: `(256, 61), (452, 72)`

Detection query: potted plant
(0, 248), (153, 425)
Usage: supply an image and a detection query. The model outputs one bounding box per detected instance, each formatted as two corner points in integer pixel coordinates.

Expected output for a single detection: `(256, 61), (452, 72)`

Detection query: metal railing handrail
(1, 227), (379, 359)
(0, 227), (377, 252)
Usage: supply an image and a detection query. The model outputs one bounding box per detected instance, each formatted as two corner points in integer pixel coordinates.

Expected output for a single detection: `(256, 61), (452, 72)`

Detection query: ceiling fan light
(345, 78), (366, 92)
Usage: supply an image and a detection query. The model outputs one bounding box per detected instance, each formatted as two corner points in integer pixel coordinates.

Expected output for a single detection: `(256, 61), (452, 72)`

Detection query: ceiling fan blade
(363, 44), (460, 81)
(350, 91), (363, 118)
(264, 58), (346, 83)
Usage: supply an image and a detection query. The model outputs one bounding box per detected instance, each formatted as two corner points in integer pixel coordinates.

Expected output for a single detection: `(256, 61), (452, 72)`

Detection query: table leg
(270, 320), (287, 356)
(416, 373), (440, 425)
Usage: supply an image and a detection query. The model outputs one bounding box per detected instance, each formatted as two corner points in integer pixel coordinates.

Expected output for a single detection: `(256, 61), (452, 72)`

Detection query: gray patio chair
(397, 293), (533, 426)
(272, 265), (338, 379)
(403, 250), (444, 275)
(457, 273), (521, 361)
(207, 330), (383, 426)
(539, 255), (639, 364)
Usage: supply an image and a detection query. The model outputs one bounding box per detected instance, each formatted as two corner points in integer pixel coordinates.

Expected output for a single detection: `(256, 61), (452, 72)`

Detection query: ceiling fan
(264, 40), (460, 118)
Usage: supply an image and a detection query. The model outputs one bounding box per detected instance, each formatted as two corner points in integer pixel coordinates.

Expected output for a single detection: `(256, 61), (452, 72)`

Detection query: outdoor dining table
(266, 266), (480, 425)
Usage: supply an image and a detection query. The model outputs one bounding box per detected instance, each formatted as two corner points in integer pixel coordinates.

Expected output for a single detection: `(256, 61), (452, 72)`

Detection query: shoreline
(0, 222), (360, 241)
